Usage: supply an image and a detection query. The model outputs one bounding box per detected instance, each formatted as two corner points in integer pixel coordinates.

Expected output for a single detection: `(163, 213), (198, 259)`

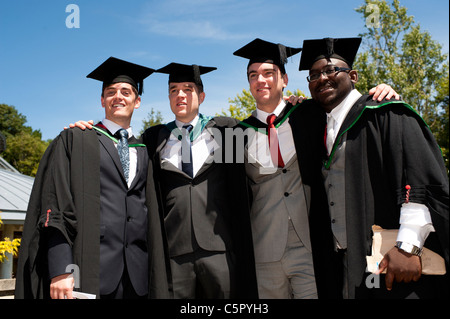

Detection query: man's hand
(64, 120), (94, 130)
(50, 273), (75, 299)
(375, 247), (422, 291)
(369, 84), (400, 101)
(284, 95), (307, 105)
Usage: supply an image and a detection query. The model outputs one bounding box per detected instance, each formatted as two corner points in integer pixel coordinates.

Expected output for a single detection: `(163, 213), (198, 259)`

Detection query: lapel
(288, 103), (306, 156)
(156, 126), (171, 155)
(279, 101), (323, 185)
(322, 96), (368, 169)
(95, 122), (148, 187)
(156, 125), (192, 177)
(194, 118), (217, 176)
(130, 139), (146, 189)
(336, 95), (367, 139)
(96, 128), (127, 183)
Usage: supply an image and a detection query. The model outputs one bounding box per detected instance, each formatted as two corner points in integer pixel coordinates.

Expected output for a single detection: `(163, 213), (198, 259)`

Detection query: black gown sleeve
(47, 228), (73, 279)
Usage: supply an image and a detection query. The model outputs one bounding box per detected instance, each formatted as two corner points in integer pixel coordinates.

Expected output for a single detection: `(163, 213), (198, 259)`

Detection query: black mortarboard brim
(298, 37), (362, 71)
(233, 38), (302, 73)
(86, 57), (155, 95)
(156, 63), (217, 88)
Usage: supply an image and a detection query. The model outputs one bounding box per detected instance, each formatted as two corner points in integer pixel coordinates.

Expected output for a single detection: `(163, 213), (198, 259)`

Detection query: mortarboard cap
(156, 63), (216, 88)
(233, 38), (302, 73)
(299, 37), (362, 71)
(86, 57), (155, 95)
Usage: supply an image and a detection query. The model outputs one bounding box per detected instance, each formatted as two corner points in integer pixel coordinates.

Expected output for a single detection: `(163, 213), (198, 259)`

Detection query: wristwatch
(395, 241), (423, 257)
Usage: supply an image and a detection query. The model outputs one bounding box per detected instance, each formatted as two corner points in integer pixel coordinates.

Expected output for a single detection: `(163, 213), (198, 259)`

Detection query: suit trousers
(170, 248), (234, 299)
(100, 264), (147, 299)
(255, 219), (318, 299)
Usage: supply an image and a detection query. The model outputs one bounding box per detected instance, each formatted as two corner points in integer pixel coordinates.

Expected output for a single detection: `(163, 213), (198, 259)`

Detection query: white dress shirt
(247, 100), (296, 170)
(326, 89), (362, 154)
(326, 90), (435, 248)
(161, 114), (219, 177)
(102, 118), (137, 188)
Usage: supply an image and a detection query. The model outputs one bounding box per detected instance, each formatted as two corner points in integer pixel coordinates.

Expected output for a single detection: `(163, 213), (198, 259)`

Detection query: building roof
(0, 157), (34, 224)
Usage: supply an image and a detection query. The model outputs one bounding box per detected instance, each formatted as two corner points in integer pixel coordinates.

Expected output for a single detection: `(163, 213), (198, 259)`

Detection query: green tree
(354, 0), (449, 171)
(0, 104), (29, 136)
(433, 69), (449, 171)
(139, 107), (164, 136)
(2, 132), (49, 176)
(0, 104), (49, 176)
(220, 89), (256, 121)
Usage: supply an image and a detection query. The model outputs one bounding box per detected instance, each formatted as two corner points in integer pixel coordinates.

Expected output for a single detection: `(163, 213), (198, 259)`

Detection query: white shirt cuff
(396, 202), (435, 248)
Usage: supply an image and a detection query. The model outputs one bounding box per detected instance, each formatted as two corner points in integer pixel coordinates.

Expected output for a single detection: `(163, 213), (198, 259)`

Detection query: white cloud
(145, 19), (248, 41)
(138, 0), (256, 41)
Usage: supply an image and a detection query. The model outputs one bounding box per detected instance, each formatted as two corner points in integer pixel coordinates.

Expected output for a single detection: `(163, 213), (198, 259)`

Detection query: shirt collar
(254, 100), (287, 123)
(175, 113), (199, 129)
(102, 118), (134, 138)
(328, 89), (362, 124)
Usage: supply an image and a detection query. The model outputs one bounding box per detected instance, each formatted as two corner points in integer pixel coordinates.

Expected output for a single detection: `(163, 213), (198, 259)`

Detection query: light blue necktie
(117, 128), (130, 182)
(181, 124), (193, 177)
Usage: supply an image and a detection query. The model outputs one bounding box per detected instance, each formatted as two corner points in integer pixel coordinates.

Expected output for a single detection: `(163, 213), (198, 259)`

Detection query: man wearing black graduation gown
(231, 39), (397, 299)
(15, 57), (171, 299)
(298, 37), (449, 299)
(141, 63), (257, 299)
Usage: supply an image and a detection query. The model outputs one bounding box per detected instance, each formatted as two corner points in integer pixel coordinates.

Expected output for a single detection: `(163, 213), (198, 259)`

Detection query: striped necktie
(181, 124), (193, 177)
(117, 128), (130, 182)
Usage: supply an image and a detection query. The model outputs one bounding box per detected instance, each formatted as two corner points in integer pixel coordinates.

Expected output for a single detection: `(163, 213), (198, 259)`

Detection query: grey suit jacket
(245, 154), (311, 263)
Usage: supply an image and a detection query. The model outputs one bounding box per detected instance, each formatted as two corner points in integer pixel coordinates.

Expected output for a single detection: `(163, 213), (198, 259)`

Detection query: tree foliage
(0, 104), (50, 176)
(432, 72), (449, 171)
(139, 107), (164, 136)
(355, 0), (449, 171)
(0, 238), (21, 263)
(220, 89), (256, 121)
(0, 217), (21, 263)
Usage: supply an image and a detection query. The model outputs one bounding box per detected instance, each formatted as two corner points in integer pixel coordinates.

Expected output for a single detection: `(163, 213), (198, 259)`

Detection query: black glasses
(307, 66), (351, 82)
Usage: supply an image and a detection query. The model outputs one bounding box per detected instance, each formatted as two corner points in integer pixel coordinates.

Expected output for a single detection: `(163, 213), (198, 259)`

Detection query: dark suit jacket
(96, 127), (149, 296)
(142, 116), (258, 298)
(145, 118), (233, 256)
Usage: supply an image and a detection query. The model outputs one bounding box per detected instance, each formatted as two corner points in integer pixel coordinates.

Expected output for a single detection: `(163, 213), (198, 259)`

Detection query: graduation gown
(142, 116), (258, 299)
(323, 95), (449, 298)
(15, 127), (171, 299)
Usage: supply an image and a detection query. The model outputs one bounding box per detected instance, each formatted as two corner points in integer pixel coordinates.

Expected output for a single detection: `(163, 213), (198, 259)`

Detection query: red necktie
(267, 114), (285, 168)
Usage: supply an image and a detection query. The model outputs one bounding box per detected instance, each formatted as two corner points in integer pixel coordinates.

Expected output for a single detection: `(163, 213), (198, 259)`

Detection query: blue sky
(1, 0), (448, 140)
